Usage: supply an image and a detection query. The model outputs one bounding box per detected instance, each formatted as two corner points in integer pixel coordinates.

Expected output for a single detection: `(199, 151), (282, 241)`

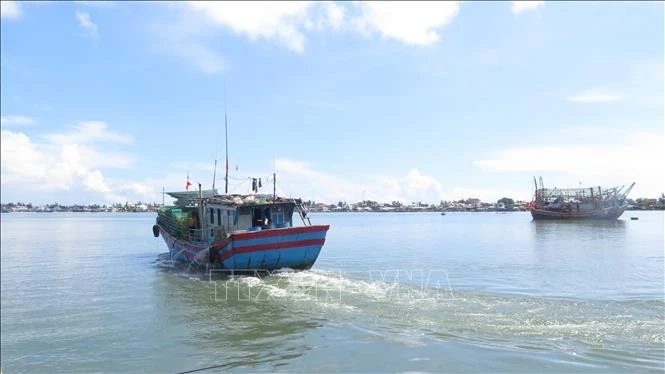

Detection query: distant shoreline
(1, 207), (662, 214)
(2, 196), (664, 213)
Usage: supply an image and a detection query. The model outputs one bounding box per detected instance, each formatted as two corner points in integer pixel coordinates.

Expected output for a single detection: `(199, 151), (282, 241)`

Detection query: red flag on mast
(186, 173), (192, 191)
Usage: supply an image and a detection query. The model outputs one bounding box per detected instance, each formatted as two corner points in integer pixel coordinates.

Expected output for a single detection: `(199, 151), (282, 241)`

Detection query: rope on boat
(168, 237), (180, 261)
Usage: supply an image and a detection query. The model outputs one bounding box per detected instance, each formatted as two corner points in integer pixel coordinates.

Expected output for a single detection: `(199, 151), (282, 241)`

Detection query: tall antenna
(224, 92), (229, 195)
(212, 159), (218, 192)
(212, 91), (223, 193)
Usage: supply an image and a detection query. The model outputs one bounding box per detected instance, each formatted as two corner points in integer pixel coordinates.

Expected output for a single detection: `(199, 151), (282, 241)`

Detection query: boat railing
(293, 200), (311, 226)
(157, 210), (191, 239)
(157, 213), (179, 234)
(188, 229), (204, 242)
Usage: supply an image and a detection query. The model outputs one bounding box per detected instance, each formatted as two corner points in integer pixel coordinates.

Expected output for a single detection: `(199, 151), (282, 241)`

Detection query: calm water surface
(1, 211), (663, 372)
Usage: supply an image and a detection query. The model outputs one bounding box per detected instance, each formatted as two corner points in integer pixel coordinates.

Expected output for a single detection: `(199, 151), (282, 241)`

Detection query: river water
(1, 211), (663, 372)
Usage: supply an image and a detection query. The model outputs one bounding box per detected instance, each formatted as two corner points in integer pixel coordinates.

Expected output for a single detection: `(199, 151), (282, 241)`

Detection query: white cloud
(398, 169), (445, 202)
(81, 173), (187, 205)
(323, 1), (344, 29)
(304, 1), (345, 31)
(512, 1), (544, 15)
(152, 1), (459, 72)
(268, 159), (532, 203)
(568, 89), (623, 103)
(152, 1), (346, 73)
(183, 1), (349, 53)
(0, 1), (21, 19)
(1, 115), (36, 126)
(82, 169), (111, 193)
(354, 1), (460, 46)
(1, 131), (48, 185)
(43, 121), (132, 145)
(175, 1), (462, 51)
(73, 1), (115, 7)
(179, 1), (461, 53)
(185, 1), (320, 53)
(115, 182), (154, 198)
(271, 158), (449, 204)
(148, 8), (227, 74)
(75, 10), (98, 36)
(276, 158), (310, 175)
(273, 158), (371, 202)
(1, 122), (136, 203)
(473, 131), (665, 198)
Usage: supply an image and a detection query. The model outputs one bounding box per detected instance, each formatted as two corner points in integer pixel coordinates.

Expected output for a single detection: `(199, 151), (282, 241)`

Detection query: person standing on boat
(188, 213), (199, 230)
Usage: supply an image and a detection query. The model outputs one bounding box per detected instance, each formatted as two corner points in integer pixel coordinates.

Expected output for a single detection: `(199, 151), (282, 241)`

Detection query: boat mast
(623, 182), (636, 199)
(224, 96), (229, 195)
(212, 159), (217, 192)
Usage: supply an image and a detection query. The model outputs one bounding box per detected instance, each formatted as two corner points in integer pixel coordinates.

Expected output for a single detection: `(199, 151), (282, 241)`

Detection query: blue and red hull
(158, 224), (329, 271)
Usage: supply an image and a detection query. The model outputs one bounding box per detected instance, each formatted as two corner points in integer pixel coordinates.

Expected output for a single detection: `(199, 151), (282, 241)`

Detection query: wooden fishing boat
(153, 186), (328, 272)
(528, 177), (635, 220)
(152, 105), (328, 272)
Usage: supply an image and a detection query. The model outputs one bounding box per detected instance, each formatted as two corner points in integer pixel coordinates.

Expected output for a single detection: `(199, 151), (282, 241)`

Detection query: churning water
(1, 211), (663, 372)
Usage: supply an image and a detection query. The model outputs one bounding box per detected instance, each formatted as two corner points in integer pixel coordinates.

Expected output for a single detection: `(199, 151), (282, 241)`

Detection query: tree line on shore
(2, 195), (664, 213)
(300, 195), (665, 212)
(0, 202), (160, 213)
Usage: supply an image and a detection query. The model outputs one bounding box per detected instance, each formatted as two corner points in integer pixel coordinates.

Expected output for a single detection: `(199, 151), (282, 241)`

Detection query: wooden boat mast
(212, 160), (217, 192)
(225, 98), (229, 195)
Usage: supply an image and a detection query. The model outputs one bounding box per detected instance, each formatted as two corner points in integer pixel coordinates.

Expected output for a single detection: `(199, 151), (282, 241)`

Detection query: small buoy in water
(630, 217), (638, 220)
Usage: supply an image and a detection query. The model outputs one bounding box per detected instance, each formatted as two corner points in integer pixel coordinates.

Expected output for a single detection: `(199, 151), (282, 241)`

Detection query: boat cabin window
(253, 207), (270, 227)
(270, 204), (286, 226)
(272, 211), (284, 226)
(209, 208), (214, 224)
(238, 207), (252, 229)
(217, 209), (221, 226)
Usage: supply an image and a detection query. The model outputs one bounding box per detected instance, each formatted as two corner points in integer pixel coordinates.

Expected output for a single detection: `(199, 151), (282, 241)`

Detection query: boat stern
(214, 225), (330, 271)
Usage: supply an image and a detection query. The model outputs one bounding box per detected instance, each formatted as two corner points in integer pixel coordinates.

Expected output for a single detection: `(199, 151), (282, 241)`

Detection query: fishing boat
(153, 183), (329, 272)
(528, 177), (635, 220)
(152, 107), (329, 272)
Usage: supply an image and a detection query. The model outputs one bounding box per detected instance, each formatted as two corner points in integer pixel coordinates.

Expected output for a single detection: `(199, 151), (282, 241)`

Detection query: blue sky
(1, 1), (663, 205)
